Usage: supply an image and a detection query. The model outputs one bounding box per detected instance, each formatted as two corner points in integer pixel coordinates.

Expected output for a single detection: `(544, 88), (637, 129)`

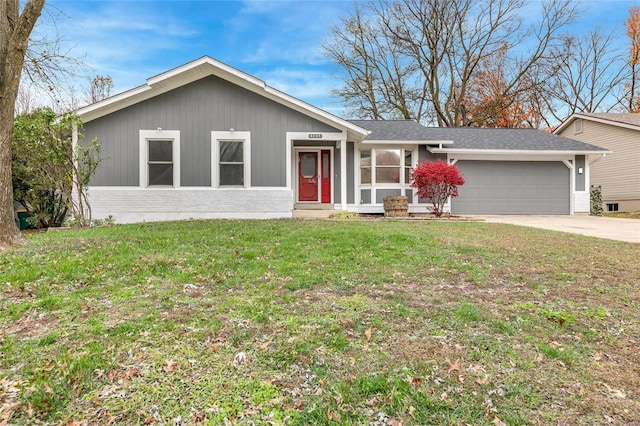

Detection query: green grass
(1, 219), (639, 425)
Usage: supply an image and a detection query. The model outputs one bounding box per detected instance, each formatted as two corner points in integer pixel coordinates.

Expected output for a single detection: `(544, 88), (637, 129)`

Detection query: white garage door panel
(452, 161), (569, 215)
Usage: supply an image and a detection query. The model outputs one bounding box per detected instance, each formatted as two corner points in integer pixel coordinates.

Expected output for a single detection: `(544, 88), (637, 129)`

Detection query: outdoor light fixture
(578, 167), (583, 174)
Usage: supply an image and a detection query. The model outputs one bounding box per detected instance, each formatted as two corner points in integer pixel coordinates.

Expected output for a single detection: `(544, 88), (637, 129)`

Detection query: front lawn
(1, 219), (639, 425)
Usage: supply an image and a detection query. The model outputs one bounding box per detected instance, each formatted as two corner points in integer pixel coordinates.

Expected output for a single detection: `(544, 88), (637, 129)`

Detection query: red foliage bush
(410, 160), (465, 217)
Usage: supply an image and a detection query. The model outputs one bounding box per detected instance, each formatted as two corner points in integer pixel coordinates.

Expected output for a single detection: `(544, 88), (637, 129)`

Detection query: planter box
(383, 196), (409, 218)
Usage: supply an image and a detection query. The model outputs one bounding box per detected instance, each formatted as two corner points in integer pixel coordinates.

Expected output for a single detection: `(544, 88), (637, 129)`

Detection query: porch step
(294, 203), (335, 210)
(292, 209), (339, 219)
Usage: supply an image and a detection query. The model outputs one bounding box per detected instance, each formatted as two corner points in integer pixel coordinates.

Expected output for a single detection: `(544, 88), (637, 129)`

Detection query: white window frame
(358, 146), (415, 204)
(139, 130), (180, 188)
(211, 131), (251, 188)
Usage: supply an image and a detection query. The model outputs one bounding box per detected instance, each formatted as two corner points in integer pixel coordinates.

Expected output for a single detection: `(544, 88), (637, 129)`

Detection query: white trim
(562, 159), (576, 214)
(357, 145), (417, 205)
(286, 131), (346, 194)
(445, 153), (586, 162)
(429, 148), (610, 156)
(340, 140), (347, 209)
(361, 139), (454, 146)
(294, 147), (335, 204)
(211, 131), (251, 188)
(139, 130), (180, 188)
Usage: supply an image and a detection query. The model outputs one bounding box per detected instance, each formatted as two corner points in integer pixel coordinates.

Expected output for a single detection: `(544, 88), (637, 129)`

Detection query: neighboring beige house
(555, 113), (640, 212)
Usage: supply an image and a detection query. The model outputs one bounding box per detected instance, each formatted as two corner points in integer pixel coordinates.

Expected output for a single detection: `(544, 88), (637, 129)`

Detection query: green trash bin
(16, 210), (29, 230)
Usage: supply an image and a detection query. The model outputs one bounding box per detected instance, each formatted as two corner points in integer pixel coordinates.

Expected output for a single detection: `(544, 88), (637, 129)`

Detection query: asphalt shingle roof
(349, 119), (608, 152)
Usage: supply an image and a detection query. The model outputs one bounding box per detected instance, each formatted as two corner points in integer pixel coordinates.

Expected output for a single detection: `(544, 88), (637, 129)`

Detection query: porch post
(340, 140), (347, 210)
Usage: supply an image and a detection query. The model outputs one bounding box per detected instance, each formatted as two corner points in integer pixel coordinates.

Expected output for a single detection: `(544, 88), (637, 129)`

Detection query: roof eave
(429, 148), (612, 155)
(75, 56), (370, 138)
(360, 139), (454, 145)
(555, 113), (640, 133)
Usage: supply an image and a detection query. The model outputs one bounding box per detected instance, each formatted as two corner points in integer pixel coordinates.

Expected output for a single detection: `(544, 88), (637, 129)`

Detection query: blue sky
(41, 0), (636, 116)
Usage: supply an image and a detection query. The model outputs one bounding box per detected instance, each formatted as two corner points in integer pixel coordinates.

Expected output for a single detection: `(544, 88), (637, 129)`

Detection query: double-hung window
(148, 140), (174, 185)
(139, 130), (180, 187)
(212, 131), (251, 187)
(219, 141), (244, 186)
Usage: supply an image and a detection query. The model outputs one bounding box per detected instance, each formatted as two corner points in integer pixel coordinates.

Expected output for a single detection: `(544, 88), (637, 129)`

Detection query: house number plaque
(308, 133), (323, 139)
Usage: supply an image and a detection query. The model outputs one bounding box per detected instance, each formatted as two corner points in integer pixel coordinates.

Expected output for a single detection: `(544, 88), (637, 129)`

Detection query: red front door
(298, 152), (318, 202)
(321, 150), (331, 204)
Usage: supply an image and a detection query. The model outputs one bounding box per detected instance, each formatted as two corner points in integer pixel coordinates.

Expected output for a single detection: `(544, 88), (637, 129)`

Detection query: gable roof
(76, 56), (369, 142)
(555, 112), (640, 133)
(352, 120), (608, 154)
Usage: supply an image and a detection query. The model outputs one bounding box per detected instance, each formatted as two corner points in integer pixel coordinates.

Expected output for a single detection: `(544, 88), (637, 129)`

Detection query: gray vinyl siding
(419, 145), (446, 162)
(417, 146), (446, 203)
(346, 142), (354, 204)
(575, 155), (585, 191)
(558, 120), (640, 202)
(84, 75), (340, 187)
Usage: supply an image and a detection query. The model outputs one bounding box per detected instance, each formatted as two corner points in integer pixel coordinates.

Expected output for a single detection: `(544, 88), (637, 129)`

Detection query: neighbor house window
(574, 119), (583, 134)
(212, 131), (251, 187)
(606, 203), (619, 212)
(139, 130), (180, 187)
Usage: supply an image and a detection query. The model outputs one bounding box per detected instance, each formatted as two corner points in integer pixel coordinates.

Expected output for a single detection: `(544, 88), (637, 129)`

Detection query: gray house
(75, 56), (609, 222)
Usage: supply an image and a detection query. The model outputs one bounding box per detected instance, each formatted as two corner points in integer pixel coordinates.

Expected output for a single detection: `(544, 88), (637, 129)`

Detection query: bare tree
(541, 29), (626, 123)
(1, 0), (46, 250)
(324, 3), (423, 120)
(325, 0), (578, 127)
(86, 75), (114, 104)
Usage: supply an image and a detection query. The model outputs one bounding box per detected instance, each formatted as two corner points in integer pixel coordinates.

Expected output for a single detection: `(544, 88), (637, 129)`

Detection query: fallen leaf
(408, 406), (416, 418)
(233, 352), (247, 367)
(475, 374), (489, 385)
(493, 416), (507, 426)
(44, 382), (54, 394)
(327, 408), (341, 422)
(388, 417), (403, 426)
(365, 328), (372, 341)
(446, 358), (461, 373)
(259, 340), (273, 352)
(163, 360), (179, 373)
(603, 383), (626, 399)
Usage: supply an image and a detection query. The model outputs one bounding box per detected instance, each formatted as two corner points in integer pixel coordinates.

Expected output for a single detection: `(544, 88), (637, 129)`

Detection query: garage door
(451, 161), (569, 214)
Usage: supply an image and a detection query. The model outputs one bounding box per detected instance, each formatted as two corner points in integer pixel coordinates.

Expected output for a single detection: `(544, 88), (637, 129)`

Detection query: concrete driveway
(474, 215), (640, 243)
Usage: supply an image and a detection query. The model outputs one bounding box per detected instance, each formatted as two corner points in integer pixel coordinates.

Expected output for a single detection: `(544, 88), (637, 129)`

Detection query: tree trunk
(0, 0), (46, 250)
